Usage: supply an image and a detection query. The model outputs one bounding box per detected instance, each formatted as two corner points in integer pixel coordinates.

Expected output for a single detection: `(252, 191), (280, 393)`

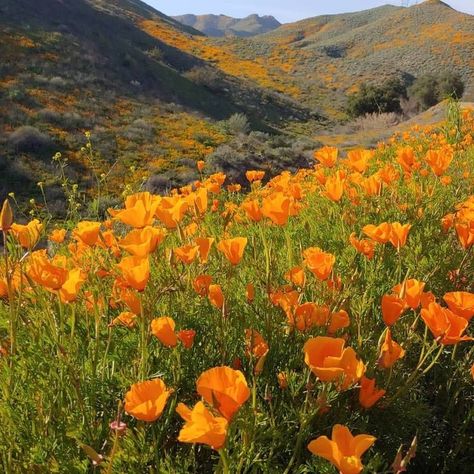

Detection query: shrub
(223, 113), (250, 135)
(8, 126), (54, 153)
(408, 72), (465, 111)
(347, 79), (407, 118)
(183, 66), (223, 92)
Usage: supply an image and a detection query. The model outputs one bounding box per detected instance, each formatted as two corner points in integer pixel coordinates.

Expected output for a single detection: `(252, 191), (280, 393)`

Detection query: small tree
(347, 79), (407, 118)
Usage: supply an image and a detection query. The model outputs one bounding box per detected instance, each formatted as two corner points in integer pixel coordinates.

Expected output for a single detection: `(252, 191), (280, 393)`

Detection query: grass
(0, 103), (473, 473)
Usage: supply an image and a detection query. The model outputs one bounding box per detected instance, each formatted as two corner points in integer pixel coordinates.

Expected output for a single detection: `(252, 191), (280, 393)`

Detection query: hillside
(172, 13), (281, 37)
(222, 1), (474, 117)
(0, 0), (310, 205)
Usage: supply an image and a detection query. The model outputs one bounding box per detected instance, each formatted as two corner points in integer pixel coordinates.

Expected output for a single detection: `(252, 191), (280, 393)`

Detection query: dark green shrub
(347, 78), (407, 117)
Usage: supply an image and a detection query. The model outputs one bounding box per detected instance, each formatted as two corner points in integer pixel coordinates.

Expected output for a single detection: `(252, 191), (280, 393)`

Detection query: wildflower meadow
(0, 103), (473, 473)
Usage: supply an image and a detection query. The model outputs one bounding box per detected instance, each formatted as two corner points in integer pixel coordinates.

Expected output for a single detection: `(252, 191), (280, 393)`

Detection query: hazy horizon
(145, 0), (474, 23)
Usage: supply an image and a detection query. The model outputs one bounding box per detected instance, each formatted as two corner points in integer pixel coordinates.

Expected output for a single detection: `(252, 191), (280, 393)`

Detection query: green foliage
(408, 72), (465, 111)
(346, 79), (407, 118)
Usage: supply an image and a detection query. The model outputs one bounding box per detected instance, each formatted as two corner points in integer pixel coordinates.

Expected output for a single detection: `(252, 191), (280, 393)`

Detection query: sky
(146, 1), (474, 23)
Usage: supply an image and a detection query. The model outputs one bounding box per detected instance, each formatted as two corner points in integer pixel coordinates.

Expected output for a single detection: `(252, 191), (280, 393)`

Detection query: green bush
(347, 78), (407, 118)
(408, 72), (465, 111)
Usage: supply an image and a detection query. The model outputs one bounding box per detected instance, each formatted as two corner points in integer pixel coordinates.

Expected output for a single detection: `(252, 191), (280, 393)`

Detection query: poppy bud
(0, 199), (13, 231)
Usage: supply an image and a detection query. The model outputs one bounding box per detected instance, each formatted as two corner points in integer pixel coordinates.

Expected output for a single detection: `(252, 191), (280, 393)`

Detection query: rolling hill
(222, 0), (474, 116)
(172, 14), (281, 37)
(0, 0), (310, 204)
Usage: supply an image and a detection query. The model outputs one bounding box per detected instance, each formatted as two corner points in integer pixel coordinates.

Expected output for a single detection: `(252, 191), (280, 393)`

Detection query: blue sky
(146, 1), (474, 23)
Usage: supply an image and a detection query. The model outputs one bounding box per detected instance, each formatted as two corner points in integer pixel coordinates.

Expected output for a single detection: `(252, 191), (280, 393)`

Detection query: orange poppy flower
(246, 170), (265, 182)
(177, 401), (228, 450)
(389, 222), (411, 249)
(59, 268), (87, 303)
(217, 237), (247, 265)
(308, 424), (376, 474)
(119, 226), (165, 257)
(28, 251), (69, 290)
(118, 287), (142, 314)
(195, 237), (214, 264)
(421, 302), (473, 345)
(155, 196), (188, 229)
(277, 372), (288, 389)
(261, 192), (291, 226)
(381, 294), (406, 326)
(110, 311), (137, 328)
(362, 223), (391, 244)
(324, 172), (345, 202)
(174, 244), (199, 265)
(113, 192), (160, 228)
(349, 233), (376, 259)
(197, 160), (205, 172)
(245, 329), (269, 358)
(328, 310), (350, 334)
(292, 303), (330, 331)
(177, 329), (196, 348)
(304, 337), (365, 390)
(359, 376), (385, 409)
(314, 146), (338, 168)
(11, 219), (42, 249)
(191, 187), (208, 216)
(72, 221), (101, 246)
(454, 221), (474, 249)
(420, 291), (436, 309)
(117, 256), (150, 291)
(208, 284), (224, 310)
(443, 291), (474, 321)
(378, 329), (405, 368)
(124, 378), (172, 422)
(392, 279), (425, 309)
(346, 149), (373, 174)
(196, 366), (250, 420)
(193, 274), (213, 297)
(151, 317), (178, 347)
(425, 148), (453, 176)
(49, 228), (67, 244)
(242, 199), (262, 222)
(285, 266), (306, 287)
(303, 247), (335, 281)
(396, 146), (416, 173)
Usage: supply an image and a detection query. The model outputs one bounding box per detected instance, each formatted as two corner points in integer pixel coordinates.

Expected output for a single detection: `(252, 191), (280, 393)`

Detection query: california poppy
(217, 237), (247, 265)
(49, 228), (67, 244)
(303, 247), (335, 281)
(381, 294), (406, 326)
(389, 222), (411, 249)
(349, 233), (376, 259)
(324, 172), (345, 202)
(113, 192), (160, 228)
(208, 284), (224, 310)
(72, 221), (101, 246)
(443, 291), (474, 321)
(174, 245), (199, 265)
(11, 219), (42, 249)
(124, 378), (172, 422)
(308, 424), (376, 474)
(196, 366), (250, 420)
(177, 329), (196, 349)
(392, 279), (425, 310)
(314, 146), (338, 168)
(119, 226), (165, 257)
(195, 237), (214, 264)
(359, 376), (385, 409)
(245, 329), (269, 358)
(117, 256), (150, 292)
(421, 302), (473, 345)
(378, 329), (405, 368)
(362, 223), (391, 244)
(193, 274), (213, 297)
(151, 317), (178, 347)
(261, 192), (291, 226)
(177, 401), (228, 450)
(304, 337), (365, 390)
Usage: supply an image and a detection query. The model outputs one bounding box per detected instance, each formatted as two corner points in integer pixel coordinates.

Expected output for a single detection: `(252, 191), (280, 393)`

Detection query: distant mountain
(172, 13), (281, 37)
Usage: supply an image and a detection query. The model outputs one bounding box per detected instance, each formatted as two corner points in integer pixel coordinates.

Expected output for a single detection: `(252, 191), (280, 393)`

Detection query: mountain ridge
(172, 13), (281, 37)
